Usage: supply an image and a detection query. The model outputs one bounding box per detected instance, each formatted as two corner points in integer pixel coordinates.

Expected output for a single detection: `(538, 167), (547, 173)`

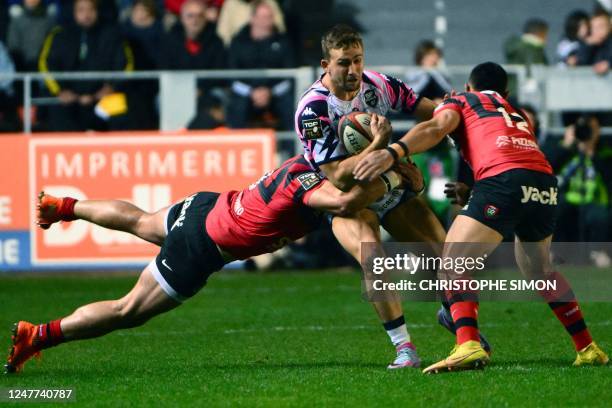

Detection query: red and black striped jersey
(434, 91), (552, 180)
(206, 155), (325, 259)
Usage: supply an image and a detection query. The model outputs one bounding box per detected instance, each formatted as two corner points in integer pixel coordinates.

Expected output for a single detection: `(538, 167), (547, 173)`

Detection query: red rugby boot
(5, 321), (42, 374)
(36, 191), (77, 229)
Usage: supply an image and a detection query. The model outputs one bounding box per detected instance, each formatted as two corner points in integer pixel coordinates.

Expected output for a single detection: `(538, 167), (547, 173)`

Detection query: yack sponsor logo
(520, 186), (558, 205)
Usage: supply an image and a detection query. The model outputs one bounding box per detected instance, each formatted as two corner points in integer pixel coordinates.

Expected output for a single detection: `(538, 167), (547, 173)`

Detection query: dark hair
(321, 24), (363, 59)
(468, 62), (508, 94)
(592, 6), (611, 21)
(564, 10), (589, 41)
(523, 18), (549, 35)
(414, 39), (441, 65)
(75, 0), (98, 7)
(133, 0), (158, 18)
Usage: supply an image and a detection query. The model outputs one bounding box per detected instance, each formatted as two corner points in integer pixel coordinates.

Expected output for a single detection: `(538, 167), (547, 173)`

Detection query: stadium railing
(1, 65), (611, 144)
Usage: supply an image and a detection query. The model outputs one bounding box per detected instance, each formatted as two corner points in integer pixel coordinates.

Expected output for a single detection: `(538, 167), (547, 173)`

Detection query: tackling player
(5, 152), (410, 374)
(354, 62), (609, 373)
(295, 24), (450, 368)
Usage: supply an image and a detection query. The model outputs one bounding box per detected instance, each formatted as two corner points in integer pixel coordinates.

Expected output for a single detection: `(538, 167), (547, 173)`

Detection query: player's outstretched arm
(306, 175), (394, 216)
(320, 113), (391, 192)
(353, 110), (461, 182)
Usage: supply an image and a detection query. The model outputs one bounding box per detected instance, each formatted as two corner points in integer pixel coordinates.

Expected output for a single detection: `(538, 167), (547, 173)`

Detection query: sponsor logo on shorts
(161, 258), (173, 271)
(484, 204), (499, 219)
(496, 135), (539, 150)
(171, 194), (196, 231)
(520, 186), (558, 205)
(302, 118), (323, 140)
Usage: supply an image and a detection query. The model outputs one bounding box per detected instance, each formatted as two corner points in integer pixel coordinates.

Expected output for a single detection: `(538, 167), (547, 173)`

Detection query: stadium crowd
(0, 0), (305, 132)
(0, 0), (611, 264)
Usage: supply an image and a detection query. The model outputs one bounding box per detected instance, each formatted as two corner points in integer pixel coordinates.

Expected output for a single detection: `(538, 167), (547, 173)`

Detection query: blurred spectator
(188, 93), (226, 129)
(216, 0), (284, 46)
(116, 0), (164, 22)
(0, 41), (20, 132)
(577, 8), (612, 75)
(7, 0), (55, 71)
(504, 18), (549, 65)
(38, 0), (134, 131)
(121, 0), (162, 129)
(161, 0), (226, 128)
(556, 10), (590, 66)
(405, 40), (452, 105)
(163, 0), (223, 29)
(160, 0), (226, 70)
(227, 0), (296, 130)
(54, 0), (118, 27)
(122, 0), (162, 70)
(545, 116), (612, 243)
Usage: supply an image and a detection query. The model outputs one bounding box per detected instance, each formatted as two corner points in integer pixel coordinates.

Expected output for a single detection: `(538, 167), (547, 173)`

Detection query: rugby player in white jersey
(295, 25), (472, 369)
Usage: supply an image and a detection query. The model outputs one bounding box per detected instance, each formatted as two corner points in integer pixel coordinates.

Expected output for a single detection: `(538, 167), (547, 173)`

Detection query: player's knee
(114, 298), (149, 328)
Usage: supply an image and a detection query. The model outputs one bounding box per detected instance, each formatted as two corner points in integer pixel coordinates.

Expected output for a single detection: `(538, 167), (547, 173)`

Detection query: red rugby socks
(57, 197), (78, 221)
(35, 319), (65, 349)
(539, 272), (592, 351)
(450, 301), (480, 345)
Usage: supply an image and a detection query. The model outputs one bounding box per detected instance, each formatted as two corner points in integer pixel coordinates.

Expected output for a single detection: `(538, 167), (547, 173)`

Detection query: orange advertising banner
(0, 130), (275, 270)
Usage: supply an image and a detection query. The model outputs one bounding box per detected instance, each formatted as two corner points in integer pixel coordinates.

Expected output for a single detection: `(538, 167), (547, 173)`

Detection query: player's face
(323, 45), (364, 94)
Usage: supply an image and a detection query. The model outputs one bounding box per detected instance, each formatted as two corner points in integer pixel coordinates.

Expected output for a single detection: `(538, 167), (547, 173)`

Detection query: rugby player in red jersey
(354, 62), (609, 372)
(6, 143), (419, 373)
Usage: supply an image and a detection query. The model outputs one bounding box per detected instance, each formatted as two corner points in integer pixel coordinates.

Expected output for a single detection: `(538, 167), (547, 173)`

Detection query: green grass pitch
(1, 270), (611, 407)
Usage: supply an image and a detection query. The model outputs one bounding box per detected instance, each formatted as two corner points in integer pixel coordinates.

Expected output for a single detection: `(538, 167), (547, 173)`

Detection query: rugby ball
(338, 112), (373, 154)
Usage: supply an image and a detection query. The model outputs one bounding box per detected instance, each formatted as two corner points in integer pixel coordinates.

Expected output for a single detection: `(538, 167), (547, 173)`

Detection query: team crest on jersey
(302, 118), (323, 140)
(364, 89), (378, 107)
(297, 172), (320, 190)
(484, 204), (499, 219)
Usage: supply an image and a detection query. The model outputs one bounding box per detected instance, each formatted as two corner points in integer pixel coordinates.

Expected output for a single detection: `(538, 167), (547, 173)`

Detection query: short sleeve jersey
(206, 155), (325, 259)
(434, 90), (553, 180)
(295, 70), (420, 171)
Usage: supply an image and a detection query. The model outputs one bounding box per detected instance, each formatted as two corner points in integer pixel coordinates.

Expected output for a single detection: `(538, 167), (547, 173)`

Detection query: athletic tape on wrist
(385, 146), (399, 163)
(394, 141), (409, 157)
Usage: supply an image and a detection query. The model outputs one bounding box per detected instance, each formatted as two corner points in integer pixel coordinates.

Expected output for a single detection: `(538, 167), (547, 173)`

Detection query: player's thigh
(382, 196), (446, 244)
(119, 264), (181, 321)
(514, 234), (555, 279)
(136, 203), (179, 246)
(331, 209), (381, 261)
(441, 215), (503, 279)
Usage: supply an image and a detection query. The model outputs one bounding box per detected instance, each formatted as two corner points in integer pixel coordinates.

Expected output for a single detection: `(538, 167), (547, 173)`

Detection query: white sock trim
(387, 324), (410, 347)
